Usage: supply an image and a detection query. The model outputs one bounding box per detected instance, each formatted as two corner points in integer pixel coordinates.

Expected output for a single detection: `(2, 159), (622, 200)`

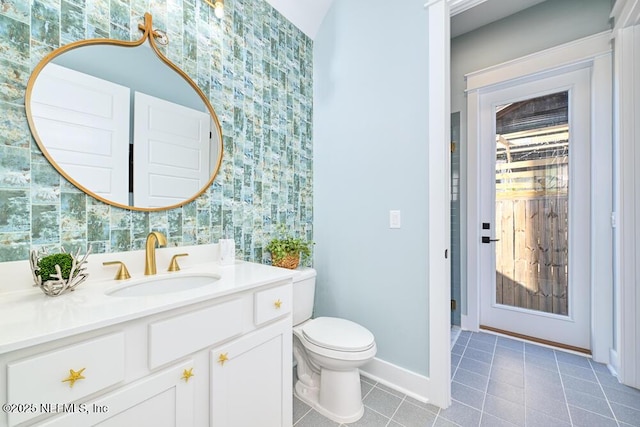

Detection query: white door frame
(464, 32), (613, 362)
(426, 0), (451, 409)
(611, 0), (640, 388)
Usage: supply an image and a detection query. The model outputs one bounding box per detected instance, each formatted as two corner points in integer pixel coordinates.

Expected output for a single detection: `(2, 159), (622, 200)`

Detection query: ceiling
(265, 0), (549, 40)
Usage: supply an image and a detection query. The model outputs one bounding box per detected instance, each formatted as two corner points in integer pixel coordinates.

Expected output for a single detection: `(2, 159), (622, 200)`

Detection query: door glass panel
(494, 91), (569, 315)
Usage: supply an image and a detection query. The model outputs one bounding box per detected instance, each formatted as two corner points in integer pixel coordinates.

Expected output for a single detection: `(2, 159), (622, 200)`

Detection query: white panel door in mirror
(133, 92), (211, 208)
(30, 63), (130, 205)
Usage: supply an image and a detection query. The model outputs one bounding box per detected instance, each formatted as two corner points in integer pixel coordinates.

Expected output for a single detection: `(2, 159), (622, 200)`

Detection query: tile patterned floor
(293, 331), (640, 427)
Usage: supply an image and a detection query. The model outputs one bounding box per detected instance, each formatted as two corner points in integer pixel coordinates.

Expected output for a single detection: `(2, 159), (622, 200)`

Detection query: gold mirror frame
(25, 13), (223, 212)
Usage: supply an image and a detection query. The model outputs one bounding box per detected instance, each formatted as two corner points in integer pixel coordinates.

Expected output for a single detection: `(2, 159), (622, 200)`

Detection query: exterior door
(478, 67), (591, 351)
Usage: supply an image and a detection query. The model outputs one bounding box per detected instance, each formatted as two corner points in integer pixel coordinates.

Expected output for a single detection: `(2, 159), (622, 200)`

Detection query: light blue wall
(451, 0), (612, 315)
(313, 0), (430, 375)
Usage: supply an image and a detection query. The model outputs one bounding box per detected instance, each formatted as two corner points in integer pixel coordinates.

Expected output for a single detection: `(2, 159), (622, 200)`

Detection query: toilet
(292, 268), (377, 424)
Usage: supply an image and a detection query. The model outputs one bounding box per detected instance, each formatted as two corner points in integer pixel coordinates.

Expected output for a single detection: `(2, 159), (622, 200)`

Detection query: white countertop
(0, 247), (295, 354)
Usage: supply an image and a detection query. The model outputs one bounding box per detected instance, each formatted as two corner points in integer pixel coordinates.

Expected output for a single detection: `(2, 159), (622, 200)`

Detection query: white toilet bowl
(293, 316), (377, 423)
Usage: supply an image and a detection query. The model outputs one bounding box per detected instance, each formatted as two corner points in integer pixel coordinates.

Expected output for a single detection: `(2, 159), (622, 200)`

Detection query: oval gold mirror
(25, 13), (223, 211)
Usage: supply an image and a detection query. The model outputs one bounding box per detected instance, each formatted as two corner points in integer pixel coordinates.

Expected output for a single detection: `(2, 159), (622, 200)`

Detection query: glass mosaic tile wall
(0, 0), (313, 263)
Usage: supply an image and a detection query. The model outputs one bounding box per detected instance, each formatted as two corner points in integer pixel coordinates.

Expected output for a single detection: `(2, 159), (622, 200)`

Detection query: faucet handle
(103, 261), (131, 280)
(168, 253), (189, 272)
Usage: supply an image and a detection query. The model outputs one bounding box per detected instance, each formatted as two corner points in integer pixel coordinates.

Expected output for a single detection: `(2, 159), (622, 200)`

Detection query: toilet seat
(301, 317), (375, 352)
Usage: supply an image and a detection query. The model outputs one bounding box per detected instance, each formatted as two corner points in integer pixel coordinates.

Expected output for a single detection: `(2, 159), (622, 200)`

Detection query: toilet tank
(292, 267), (317, 326)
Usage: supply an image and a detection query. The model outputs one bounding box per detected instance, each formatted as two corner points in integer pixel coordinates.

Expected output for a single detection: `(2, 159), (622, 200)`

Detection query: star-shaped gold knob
(274, 299), (282, 309)
(218, 353), (229, 366)
(181, 368), (194, 382)
(62, 368), (86, 387)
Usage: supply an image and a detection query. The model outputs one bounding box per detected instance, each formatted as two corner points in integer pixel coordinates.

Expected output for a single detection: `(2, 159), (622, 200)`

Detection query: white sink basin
(106, 273), (220, 297)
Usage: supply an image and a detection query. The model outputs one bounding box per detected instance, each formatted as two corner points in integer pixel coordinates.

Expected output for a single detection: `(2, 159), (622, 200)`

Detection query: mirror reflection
(26, 14), (222, 211)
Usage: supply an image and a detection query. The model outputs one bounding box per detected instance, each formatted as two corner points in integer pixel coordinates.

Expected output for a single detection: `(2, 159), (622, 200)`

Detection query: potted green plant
(266, 225), (313, 269)
(30, 247), (91, 296)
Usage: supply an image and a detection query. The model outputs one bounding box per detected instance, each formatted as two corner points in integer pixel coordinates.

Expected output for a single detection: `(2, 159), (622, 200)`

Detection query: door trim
(464, 31), (613, 362)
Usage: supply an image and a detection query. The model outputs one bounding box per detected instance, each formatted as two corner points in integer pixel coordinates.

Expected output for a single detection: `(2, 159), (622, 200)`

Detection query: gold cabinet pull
(103, 261), (131, 280)
(168, 253), (189, 272)
(218, 353), (229, 366)
(62, 368), (86, 387)
(181, 368), (194, 382)
(274, 299), (282, 309)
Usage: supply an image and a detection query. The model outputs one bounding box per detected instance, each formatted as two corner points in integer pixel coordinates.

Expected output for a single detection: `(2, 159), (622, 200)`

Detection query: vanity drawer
(149, 298), (243, 369)
(7, 332), (125, 426)
(254, 283), (292, 326)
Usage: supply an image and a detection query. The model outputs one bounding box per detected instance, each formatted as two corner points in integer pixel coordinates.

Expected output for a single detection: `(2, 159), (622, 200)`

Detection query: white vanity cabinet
(0, 277), (293, 427)
(210, 283), (293, 427)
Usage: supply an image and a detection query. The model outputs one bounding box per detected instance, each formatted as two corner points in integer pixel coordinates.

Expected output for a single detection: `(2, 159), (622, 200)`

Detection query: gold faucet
(145, 231), (167, 275)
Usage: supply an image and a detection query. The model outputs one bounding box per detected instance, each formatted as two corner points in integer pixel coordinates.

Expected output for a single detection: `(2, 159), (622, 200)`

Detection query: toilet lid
(302, 317), (375, 352)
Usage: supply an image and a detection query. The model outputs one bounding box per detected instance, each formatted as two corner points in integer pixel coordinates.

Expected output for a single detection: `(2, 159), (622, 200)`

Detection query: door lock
(482, 236), (500, 244)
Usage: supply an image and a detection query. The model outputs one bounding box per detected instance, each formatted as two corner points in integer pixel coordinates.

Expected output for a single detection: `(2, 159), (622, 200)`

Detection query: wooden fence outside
(494, 157), (569, 315)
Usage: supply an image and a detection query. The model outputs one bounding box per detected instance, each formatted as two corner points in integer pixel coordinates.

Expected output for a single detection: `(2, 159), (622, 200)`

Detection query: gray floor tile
(433, 415), (461, 426)
(493, 354), (524, 374)
(491, 365), (525, 388)
(524, 343), (556, 359)
(601, 385), (640, 411)
(459, 357), (492, 377)
(295, 408), (341, 427)
(453, 367), (489, 391)
(346, 407), (390, 427)
(557, 362), (598, 382)
(564, 388), (613, 418)
(567, 405), (618, 427)
(376, 382), (406, 398)
(452, 343), (466, 356)
(362, 387), (403, 418)
(471, 332), (497, 342)
(525, 388), (571, 423)
(486, 379), (525, 405)
(525, 381), (565, 400)
(294, 396), (312, 424)
(480, 412), (518, 426)
(466, 339), (496, 354)
(483, 394), (525, 426)
(391, 400), (438, 427)
(451, 353), (461, 370)
(525, 407), (571, 427)
(361, 379), (374, 399)
(525, 353), (559, 371)
(463, 347), (494, 364)
(292, 331), (636, 427)
(589, 359), (611, 374)
(361, 375), (377, 386)
(452, 381), (485, 409)
(405, 396), (441, 415)
(496, 337), (524, 352)
(561, 374), (606, 399)
(495, 346), (524, 359)
(611, 401), (640, 427)
(438, 400), (482, 427)
(554, 351), (592, 369)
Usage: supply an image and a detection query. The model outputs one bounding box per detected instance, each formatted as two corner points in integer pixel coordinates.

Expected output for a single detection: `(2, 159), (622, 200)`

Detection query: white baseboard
(360, 357), (432, 405)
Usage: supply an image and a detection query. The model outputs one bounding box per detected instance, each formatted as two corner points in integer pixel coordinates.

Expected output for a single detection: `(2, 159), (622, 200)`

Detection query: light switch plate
(389, 210), (401, 229)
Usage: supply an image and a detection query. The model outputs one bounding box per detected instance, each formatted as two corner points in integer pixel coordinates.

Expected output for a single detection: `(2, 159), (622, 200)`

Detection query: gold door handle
(181, 368), (194, 382)
(62, 368), (86, 387)
(274, 299), (282, 309)
(218, 353), (229, 366)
